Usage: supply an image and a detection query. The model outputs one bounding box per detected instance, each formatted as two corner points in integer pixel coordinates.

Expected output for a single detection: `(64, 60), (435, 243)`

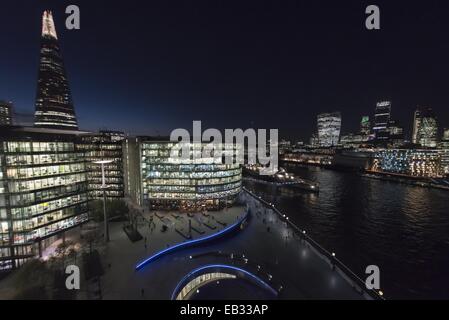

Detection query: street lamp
(94, 160), (113, 242)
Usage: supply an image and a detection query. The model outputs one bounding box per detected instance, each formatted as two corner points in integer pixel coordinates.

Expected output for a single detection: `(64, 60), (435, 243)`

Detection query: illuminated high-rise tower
(34, 11), (78, 130)
(413, 107), (438, 147)
(317, 112), (341, 147)
(373, 101), (391, 140)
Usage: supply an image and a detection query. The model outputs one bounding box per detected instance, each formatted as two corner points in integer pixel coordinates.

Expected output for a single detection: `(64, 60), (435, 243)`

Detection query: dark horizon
(1, 0), (449, 141)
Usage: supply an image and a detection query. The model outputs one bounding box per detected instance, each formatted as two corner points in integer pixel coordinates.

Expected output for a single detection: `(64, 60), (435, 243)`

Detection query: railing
(242, 187), (385, 300)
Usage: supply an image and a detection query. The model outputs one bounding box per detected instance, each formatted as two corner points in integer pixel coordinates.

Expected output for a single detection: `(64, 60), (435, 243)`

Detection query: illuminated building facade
(372, 149), (443, 178)
(412, 107), (438, 148)
(279, 139), (292, 155)
(412, 109), (422, 144)
(373, 101), (391, 140)
(360, 116), (371, 136)
(76, 131), (125, 199)
(317, 112), (341, 147)
(309, 134), (319, 148)
(339, 133), (367, 148)
(438, 129), (449, 175)
(125, 138), (242, 211)
(387, 120), (405, 147)
(34, 11), (78, 130)
(0, 101), (13, 126)
(0, 127), (89, 270)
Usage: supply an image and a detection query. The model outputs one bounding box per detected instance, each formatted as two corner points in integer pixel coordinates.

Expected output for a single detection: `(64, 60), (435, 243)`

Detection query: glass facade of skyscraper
(34, 11), (78, 130)
(373, 101), (391, 140)
(0, 127), (89, 270)
(317, 112), (342, 147)
(413, 107), (438, 148)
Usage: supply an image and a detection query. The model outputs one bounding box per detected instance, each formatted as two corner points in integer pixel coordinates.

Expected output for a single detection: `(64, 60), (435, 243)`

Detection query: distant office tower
(438, 128), (449, 175)
(444, 128), (449, 141)
(317, 112), (341, 147)
(412, 109), (422, 144)
(360, 116), (371, 136)
(0, 100), (13, 126)
(34, 11), (78, 130)
(373, 101), (391, 140)
(309, 134), (319, 148)
(412, 107), (438, 148)
(387, 120), (405, 147)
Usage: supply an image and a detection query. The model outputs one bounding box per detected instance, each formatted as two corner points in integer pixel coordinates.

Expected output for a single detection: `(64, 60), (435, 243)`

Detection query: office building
(412, 107), (438, 148)
(76, 131), (125, 199)
(0, 127), (89, 270)
(0, 101), (13, 126)
(360, 116), (371, 136)
(439, 129), (449, 175)
(387, 120), (405, 147)
(317, 112), (342, 147)
(124, 137), (242, 211)
(373, 101), (391, 140)
(340, 133), (366, 148)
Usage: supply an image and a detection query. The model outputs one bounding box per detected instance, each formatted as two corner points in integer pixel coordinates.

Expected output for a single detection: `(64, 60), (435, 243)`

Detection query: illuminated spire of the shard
(34, 10), (78, 130)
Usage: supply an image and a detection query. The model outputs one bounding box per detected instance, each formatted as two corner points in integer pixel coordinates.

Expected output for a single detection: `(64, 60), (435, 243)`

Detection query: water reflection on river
(244, 163), (449, 299)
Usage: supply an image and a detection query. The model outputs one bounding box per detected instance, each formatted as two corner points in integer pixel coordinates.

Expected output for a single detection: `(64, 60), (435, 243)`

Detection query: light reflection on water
(245, 164), (449, 299)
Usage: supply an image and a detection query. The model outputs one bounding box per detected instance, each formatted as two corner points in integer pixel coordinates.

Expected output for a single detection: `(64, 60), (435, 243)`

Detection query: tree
(55, 240), (75, 270)
(12, 259), (52, 300)
(89, 199), (129, 222)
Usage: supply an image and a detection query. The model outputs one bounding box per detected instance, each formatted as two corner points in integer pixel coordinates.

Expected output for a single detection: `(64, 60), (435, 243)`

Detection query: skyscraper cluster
(312, 101), (442, 150)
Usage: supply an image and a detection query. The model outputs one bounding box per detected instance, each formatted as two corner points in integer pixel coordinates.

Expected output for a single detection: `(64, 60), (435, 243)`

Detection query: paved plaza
(98, 193), (370, 300)
(0, 192), (372, 300)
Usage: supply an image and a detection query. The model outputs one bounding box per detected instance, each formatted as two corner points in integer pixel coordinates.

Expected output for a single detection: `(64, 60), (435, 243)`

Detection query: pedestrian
(141, 288), (145, 297)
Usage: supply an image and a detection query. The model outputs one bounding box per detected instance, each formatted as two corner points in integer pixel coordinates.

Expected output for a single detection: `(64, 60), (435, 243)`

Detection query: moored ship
(243, 165), (319, 192)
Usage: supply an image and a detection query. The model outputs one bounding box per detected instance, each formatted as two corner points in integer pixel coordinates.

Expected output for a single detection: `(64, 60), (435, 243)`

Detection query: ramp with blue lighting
(135, 209), (250, 270)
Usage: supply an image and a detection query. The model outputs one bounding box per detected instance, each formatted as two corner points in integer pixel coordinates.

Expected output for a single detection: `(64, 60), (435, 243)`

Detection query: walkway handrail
(242, 187), (385, 300)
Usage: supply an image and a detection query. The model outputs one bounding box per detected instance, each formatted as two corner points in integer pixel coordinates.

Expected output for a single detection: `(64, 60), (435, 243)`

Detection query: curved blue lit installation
(170, 264), (279, 300)
(135, 209), (250, 270)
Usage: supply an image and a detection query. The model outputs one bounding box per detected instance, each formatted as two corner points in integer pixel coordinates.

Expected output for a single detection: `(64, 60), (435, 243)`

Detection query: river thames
(244, 163), (449, 299)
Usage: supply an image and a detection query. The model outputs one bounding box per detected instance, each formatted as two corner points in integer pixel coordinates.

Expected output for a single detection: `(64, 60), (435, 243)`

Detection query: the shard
(34, 11), (78, 130)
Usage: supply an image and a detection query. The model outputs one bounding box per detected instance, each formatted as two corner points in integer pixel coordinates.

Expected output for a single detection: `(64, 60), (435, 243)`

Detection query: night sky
(1, 0), (449, 140)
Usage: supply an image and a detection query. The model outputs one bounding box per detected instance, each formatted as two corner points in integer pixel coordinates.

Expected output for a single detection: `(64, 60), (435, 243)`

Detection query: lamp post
(94, 160), (113, 242)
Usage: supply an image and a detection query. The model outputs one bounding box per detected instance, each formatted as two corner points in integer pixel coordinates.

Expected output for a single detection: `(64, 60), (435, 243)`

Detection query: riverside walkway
(100, 192), (380, 300)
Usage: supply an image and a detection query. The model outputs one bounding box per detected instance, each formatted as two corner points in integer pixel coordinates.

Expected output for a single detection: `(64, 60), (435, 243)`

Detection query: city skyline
(1, 1), (449, 140)
(2, 1), (449, 303)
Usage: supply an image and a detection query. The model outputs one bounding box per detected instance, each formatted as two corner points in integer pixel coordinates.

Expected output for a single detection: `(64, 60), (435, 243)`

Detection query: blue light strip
(135, 210), (249, 270)
(170, 264), (279, 300)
